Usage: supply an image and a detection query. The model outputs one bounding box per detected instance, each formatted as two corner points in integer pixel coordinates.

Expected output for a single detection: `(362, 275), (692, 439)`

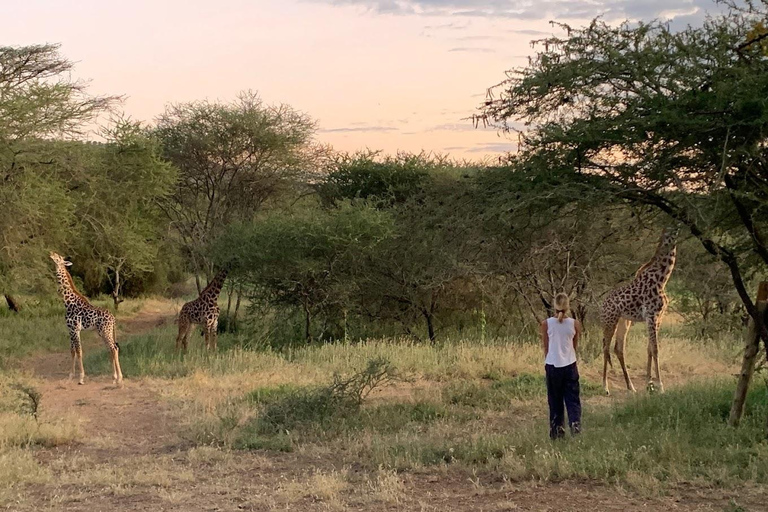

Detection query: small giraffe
(49, 252), (123, 386)
(600, 228), (679, 395)
(175, 269), (228, 351)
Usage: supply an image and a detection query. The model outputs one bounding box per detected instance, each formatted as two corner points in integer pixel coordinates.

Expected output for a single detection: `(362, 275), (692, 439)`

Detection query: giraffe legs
(77, 346), (85, 385)
(602, 318), (619, 395)
(68, 328), (85, 385)
(175, 318), (192, 352)
(203, 327), (218, 351)
(110, 346), (123, 387)
(208, 317), (219, 351)
(97, 322), (123, 387)
(646, 317), (664, 393)
(70, 348), (77, 382)
(613, 319), (636, 392)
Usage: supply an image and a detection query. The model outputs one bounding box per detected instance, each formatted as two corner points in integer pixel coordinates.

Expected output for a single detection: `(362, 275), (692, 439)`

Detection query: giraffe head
(49, 252), (73, 268)
(658, 227), (679, 253)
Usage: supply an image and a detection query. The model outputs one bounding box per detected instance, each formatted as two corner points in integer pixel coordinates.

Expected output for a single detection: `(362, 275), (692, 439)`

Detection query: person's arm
(540, 320), (549, 358)
(573, 320), (582, 353)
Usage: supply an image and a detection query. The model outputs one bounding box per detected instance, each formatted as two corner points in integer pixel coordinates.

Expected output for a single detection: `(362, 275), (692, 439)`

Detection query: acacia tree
(212, 206), (393, 342)
(671, 237), (750, 333)
(69, 120), (177, 309)
(479, 1), (768, 334)
(0, 44), (116, 309)
(155, 92), (316, 291)
(475, 164), (655, 325)
(319, 153), (478, 343)
(478, 0), (768, 423)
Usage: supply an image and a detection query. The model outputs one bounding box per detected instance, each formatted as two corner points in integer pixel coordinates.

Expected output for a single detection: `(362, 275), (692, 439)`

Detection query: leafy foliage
(213, 205), (394, 342)
(0, 44), (116, 292)
(155, 91), (317, 282)
(318, 151), (434, 207)
(478, 4), (768, 322)
(67, 120), (177, 305)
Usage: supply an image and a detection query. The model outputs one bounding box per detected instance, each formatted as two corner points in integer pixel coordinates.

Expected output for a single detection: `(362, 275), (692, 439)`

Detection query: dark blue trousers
(545, 362), (581, 439)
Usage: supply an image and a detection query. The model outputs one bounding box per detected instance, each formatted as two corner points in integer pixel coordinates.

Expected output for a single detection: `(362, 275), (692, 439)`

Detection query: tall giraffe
(175, 268), (228, 351)
(49, 252), (123, 386)
(600, 228), (678, 395)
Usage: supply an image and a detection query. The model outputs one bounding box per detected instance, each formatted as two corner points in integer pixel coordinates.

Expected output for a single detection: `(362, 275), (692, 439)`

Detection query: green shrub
(254, 357), (400, 435)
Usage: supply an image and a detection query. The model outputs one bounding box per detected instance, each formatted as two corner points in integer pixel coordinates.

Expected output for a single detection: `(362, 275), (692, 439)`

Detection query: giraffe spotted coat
(599, 228), (678, 395)
(176, 269), (228, 351)
(49, 252), (123, 386)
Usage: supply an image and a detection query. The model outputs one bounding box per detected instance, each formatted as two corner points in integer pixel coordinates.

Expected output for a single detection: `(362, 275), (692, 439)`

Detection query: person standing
(540, 293), (582, 439)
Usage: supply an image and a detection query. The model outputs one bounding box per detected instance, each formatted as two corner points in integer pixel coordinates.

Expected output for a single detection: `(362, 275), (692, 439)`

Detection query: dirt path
(17, 299), (179, 461)
(10, 302), (764, 511)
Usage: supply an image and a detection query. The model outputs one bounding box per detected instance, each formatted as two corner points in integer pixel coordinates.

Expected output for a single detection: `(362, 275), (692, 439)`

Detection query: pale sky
(4, 0), (715, 160)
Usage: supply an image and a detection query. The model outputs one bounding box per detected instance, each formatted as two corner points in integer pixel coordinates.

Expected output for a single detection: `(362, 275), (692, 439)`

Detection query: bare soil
(9, 302), (765, 512)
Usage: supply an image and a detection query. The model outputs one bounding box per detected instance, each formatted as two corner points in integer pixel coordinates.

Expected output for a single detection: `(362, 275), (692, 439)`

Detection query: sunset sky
(5, 0), (718, 160)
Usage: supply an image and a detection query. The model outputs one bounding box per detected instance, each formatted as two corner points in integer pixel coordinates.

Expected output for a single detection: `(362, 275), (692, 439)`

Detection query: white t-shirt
(545, 317), (577, 368)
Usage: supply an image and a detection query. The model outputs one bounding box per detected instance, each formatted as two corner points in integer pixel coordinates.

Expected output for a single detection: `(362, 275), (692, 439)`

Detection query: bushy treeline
(3, 0), (766, 345)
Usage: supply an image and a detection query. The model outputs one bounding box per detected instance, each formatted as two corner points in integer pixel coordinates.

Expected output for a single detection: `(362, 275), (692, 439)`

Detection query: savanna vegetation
(2, 1), (768, 510)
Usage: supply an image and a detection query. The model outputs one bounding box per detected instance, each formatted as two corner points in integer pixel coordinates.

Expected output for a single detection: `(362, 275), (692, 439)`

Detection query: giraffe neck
(635, 244), (677, 287)
(54, 265), (88, 307)
(199, 269), (228, 301)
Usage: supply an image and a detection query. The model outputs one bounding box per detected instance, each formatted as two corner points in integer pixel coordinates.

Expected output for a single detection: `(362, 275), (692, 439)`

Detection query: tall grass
(116, 322), (747, 490)
(82, 319), (740, 396)
(349, 379), (768, 490)
(0, 298), (67, 365)
(0, 296), (146, 367)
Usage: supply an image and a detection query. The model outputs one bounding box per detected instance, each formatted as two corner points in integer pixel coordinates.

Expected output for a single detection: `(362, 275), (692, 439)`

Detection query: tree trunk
(728, 282), (767, 427)
(226, 283), (234, 318)
(195, 274), (202, 295)
(303, 300), (312, 342)
(343, 308), (349, 344)
(574, 303), (588, 327)
(232, 286), (242, 330)
(111, 266), (124, 311)
(4, 294), (21, 313)
(540, 293), (553, 319)
(479, 302), (487, 343)
(423, 309), (436, 344)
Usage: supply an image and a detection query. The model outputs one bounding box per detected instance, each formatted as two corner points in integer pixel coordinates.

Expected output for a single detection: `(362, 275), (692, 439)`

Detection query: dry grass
(58, 454), (196, 489)
(0, 448), (50, 487)
(155, 323), (739, 453)
(2, 301), (753, 511)
(0, 448), (51, 507)
(0, 412), (80, 449)
(279, 469), (351, 510)
(365, 466), (406, 505)
(0, 374), (81, 449)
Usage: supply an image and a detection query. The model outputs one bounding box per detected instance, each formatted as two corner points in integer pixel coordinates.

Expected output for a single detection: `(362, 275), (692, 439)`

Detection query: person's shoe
(550, 425), (566, 440)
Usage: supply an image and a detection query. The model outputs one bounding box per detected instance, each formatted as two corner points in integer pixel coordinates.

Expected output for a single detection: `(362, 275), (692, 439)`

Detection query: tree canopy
(155, 91), (317, 287)
(0, 44), (117, 292)
(478, 0), (768, 325)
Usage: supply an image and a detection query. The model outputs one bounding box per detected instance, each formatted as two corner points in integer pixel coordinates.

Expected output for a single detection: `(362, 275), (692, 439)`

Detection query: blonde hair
(554, 293), (570, 323)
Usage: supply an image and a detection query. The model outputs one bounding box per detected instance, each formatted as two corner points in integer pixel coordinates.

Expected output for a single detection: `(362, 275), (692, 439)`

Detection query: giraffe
(49, 252), (123, 386)
(600, 227), (679, 395)
(175, 268), (228, 352)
